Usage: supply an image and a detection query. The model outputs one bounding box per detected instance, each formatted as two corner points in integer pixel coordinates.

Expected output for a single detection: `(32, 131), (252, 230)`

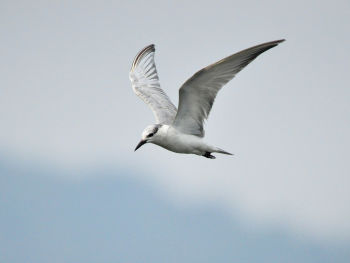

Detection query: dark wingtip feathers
(131, 44), (156, 70)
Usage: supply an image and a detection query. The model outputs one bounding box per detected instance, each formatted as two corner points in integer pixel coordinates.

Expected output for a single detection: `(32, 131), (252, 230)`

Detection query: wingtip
(144, 44), (156, 52)
(267, 39), (286, 47)
(255, 39), (285, 52)
(274, 39), (286, 45)
(131, 44), (157, 70)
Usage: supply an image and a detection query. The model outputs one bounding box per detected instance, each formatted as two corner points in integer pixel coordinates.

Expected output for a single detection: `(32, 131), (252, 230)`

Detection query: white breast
(153, 125), (210, 155)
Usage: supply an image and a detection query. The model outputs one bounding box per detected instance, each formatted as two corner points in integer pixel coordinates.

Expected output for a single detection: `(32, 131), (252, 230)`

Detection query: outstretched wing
(129, 44), (177, 124)
(173, 39), (285, 137)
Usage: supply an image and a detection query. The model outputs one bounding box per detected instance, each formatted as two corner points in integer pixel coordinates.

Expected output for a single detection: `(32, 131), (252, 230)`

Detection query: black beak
(134, 140), (147, 151)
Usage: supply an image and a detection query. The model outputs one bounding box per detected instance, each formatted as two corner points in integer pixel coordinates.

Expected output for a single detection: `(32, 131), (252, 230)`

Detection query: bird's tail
(214, 147), (233, 155)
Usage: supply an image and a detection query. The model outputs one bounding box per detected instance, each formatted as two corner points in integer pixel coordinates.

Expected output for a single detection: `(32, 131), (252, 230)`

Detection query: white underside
(151, 125), (220, 156)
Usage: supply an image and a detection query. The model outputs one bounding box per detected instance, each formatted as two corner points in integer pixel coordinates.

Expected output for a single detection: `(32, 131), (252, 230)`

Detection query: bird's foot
(203, 152), (216, 159)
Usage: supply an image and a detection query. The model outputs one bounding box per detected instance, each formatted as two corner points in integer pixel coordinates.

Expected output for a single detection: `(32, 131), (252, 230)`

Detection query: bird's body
(145, 124), (227, 158)
(130, 40), (285, 159)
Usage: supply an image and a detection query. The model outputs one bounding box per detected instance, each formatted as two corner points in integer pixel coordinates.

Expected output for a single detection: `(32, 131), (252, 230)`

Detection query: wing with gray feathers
(173, 39), (285, 137)
(129, 44), (177, 124)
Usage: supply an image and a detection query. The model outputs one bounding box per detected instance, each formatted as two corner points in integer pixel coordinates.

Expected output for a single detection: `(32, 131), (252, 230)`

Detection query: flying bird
(130, 40), (285, 159)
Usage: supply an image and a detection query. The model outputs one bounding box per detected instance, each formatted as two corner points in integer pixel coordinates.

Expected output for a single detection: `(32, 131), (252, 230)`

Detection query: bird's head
(134, 124), (161, 151)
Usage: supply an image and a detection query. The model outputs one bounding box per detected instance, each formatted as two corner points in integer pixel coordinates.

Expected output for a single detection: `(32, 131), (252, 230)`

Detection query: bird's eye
(147, 133), (154, 138)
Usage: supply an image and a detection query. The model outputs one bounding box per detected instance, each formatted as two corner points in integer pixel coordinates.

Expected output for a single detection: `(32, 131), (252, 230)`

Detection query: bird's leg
(203, 152), (216, 159)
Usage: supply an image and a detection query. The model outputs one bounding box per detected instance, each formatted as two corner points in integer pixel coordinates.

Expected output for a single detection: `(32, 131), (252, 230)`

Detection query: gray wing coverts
(173, 39), (285, 137)
(129, 44), (177, 124)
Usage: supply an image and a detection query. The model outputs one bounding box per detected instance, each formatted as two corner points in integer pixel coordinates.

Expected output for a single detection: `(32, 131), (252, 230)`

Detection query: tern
(130, 39), (284, 159)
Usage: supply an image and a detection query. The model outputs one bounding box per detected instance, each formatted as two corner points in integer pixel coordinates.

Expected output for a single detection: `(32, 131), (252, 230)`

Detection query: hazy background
(1, 0), (349, 262)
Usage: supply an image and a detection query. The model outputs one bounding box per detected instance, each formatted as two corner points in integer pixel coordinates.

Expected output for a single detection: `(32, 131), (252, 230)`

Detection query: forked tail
(215, 147), (233, 155)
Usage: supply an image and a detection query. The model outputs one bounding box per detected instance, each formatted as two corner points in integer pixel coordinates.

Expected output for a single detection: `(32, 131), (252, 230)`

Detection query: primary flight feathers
(129, 44), (177, 124)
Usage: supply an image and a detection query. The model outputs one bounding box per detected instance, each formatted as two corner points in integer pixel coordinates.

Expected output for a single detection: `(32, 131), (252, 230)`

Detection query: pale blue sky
(1, 159), (349, 262)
